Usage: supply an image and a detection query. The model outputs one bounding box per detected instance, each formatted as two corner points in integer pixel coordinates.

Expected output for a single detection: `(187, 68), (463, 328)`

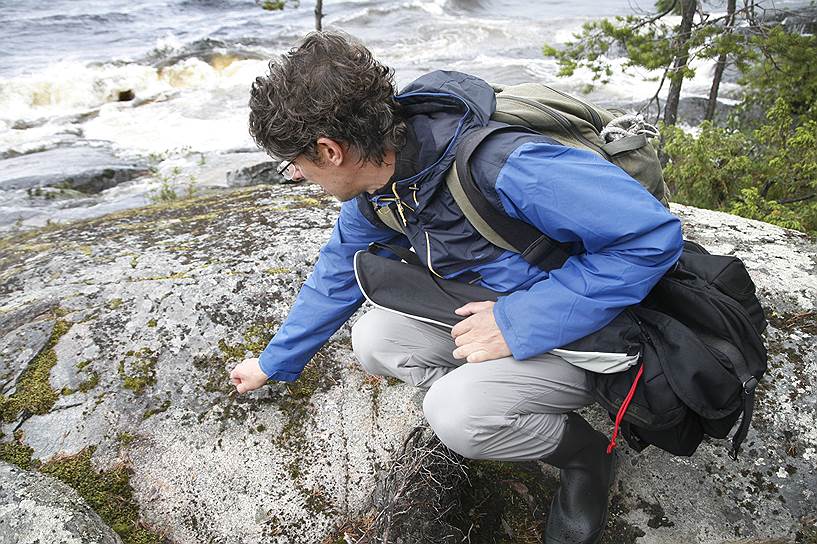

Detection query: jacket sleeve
(491, 142), (684, 360)
(258, 199), (407, 381)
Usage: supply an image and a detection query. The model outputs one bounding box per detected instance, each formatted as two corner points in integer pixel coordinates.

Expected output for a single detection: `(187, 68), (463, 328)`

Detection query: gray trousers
(351, 309), (595, 461)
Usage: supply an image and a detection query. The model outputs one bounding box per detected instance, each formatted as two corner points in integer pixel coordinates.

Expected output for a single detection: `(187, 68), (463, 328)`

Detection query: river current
(0, 0), (798, 230)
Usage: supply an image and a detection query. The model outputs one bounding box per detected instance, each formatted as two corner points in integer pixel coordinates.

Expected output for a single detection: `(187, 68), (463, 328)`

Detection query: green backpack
(489, 83), (667, 204)
(374, 83), (669, 270)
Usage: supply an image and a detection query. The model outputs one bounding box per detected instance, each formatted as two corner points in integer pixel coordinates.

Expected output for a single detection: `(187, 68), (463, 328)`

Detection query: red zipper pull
(607, 362), (644, 454)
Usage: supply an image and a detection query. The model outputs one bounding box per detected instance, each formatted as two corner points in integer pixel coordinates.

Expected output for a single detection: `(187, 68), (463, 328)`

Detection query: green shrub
(662, 99), (817, 234)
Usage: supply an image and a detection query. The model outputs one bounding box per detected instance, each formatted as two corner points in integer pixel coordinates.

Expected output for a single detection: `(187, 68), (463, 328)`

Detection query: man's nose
(290, 165), (307, 182)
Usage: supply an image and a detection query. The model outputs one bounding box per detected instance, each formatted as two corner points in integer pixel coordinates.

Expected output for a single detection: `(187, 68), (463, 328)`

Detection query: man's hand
(230, 358), (269, 394)
(451, 301), (512, 363)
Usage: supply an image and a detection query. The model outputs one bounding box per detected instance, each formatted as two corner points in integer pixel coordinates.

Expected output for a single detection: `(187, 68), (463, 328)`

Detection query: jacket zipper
(424, 231), (443, 278)
(498, 95), (610, 160)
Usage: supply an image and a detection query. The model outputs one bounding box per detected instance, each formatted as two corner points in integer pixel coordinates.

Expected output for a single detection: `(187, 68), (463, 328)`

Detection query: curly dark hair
(248, 31), (405, 166)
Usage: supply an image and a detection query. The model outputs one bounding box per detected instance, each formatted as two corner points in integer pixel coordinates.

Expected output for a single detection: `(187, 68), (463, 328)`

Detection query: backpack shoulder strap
(448, 125), (572, 272)
(355, 193), (406, 235)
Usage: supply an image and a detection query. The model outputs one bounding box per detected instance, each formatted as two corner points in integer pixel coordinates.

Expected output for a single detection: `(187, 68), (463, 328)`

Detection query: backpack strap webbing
(697, 332), (759, 460)
(449, 125), (572, 272)
(375, 204), (406, 235)
(367, 241), (421, 266)
(356, 194), (406, 235)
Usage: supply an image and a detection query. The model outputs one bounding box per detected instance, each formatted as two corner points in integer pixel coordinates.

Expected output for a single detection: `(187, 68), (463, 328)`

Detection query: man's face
(288, 156), (363, 202)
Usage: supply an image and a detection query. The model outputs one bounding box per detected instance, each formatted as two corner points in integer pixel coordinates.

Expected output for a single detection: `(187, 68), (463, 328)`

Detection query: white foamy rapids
(0, 62), (165, 123)
(153, 33), (186, 57)
(524, 54), (742, 106)
(409, 0), (449, 15)
(334, 0), (448, 18)
(377, 17), (558, 77)
(0, 57), (267, 154)
(0, 56), (267, 127)
(547, 15), (744, 105)
(82, 59), (266, 154)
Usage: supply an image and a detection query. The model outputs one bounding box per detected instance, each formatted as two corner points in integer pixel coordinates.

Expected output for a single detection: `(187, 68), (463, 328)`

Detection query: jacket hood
(372, 70), (496, 208)
(397, 70), (496, 127)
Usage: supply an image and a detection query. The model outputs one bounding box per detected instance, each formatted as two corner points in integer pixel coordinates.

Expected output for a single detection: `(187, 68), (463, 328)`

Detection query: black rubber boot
(543, 412), (616, 544)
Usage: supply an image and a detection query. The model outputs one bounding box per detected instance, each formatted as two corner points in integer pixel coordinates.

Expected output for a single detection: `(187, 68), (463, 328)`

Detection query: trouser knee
(351, 310), (382, 375)
(423, 377), (493, 459)
(423, 369), (574, 461)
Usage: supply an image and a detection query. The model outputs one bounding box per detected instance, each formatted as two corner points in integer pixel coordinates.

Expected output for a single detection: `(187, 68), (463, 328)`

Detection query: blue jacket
(258, 71), (684, 381)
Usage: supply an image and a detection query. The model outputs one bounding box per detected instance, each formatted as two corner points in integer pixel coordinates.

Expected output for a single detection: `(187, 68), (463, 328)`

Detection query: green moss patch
(0, 318), (71, 423)
(78, 371), (100, 393)
(450, 460), (555, 543)
(287, 195), (322, 209)
(217, 322), (277, 361)
(143, 399), (171, 420)
(198, 323), (276, 397)
(0, 435), (36, 470)
(118, 348), (158, 395)
(276, 349), (340, 449)
(134, 272), (189, 282)
(40, 446), (165, 544)
(63, 353), (101, 396)
(117, 432), (137, 446)
(303, 486), (335, 517)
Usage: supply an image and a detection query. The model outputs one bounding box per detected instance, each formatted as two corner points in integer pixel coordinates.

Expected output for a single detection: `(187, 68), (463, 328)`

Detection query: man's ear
(316, 137), (345, 166)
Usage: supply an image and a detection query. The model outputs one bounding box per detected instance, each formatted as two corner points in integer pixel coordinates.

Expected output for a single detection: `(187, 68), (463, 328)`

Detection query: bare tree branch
(778, 193), (816, 204)
(633, 0), (679, 30)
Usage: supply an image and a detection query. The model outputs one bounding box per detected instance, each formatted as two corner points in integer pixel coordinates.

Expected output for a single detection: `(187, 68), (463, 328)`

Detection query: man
(230, 30), (683, 544)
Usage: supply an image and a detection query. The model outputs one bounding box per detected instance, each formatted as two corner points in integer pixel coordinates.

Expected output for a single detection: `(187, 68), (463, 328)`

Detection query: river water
(0, 0), (803, 231)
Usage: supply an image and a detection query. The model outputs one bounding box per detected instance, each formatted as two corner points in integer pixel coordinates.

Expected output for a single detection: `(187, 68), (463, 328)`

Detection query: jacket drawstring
(391, 181), (409, 226)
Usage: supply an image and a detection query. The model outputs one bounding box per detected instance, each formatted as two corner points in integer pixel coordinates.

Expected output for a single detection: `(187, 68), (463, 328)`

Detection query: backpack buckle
(742, 377), (758, 395)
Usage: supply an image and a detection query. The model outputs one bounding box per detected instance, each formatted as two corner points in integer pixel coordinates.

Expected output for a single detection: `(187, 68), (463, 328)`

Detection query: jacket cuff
(493, 298), (527, 360)
(258, 354), (301, 382)
(261, 368), (300, 382)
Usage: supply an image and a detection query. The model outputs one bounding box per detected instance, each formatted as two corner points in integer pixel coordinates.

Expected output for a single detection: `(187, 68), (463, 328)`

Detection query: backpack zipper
(544, 85), (604, 132)
(498, 95), (611, 160)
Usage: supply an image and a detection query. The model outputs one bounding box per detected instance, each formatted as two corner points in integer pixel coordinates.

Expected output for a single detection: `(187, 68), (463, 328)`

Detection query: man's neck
(361, 148), (397, 194)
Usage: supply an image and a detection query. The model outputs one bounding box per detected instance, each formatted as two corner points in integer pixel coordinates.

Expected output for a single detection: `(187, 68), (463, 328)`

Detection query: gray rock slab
(0, 184), (421, 544)
(0, 319), (54, 396)
(0, 146), (150, 193)
(0, 461), (123, 544)
(0, 187), (814, 543)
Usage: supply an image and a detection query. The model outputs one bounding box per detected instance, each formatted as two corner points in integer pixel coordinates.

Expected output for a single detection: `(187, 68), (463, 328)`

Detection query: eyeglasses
(276, 159), (298, 181)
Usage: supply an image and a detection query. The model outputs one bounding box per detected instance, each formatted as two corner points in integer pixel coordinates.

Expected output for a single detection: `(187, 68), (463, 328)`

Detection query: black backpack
(357, 126), (768, 459)
(566, 239), (767, 458)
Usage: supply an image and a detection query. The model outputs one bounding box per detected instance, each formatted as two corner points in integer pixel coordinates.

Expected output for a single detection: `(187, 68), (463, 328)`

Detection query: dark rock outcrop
(0, 146), (150, 193)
